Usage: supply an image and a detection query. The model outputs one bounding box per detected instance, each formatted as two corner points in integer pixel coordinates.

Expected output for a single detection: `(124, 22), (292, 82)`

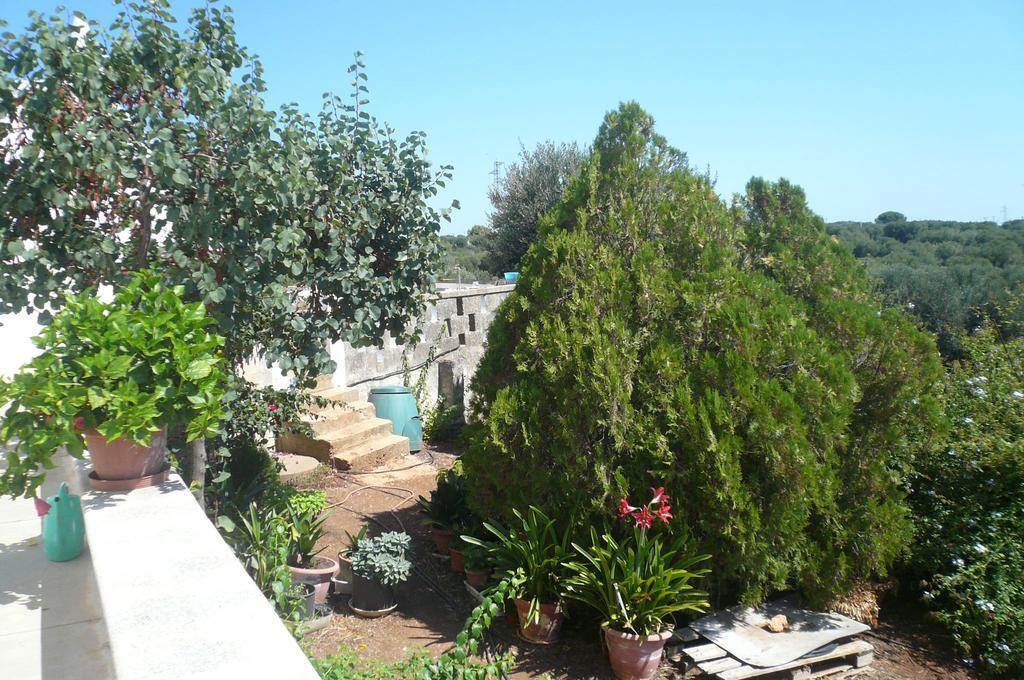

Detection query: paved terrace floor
(0, 452), (319, 680)
(0, 475), (113, 678)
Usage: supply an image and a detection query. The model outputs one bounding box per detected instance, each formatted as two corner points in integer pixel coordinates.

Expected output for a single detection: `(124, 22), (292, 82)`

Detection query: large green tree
(482, 140), (584, 275)
(0, 1), (451, 377)
(0, 1), (452, 495)
(464, 103), (943, 604)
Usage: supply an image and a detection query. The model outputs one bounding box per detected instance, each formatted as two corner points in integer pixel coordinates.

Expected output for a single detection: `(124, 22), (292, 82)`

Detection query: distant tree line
(437, 226), (495, 284)
(828, 213), (1024, 357)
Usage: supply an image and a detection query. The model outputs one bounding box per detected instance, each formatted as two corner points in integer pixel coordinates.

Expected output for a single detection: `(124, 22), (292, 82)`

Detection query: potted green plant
(465, 505), (572, 644)
(463, 544), (491, 590)
(349, 531), (412, 617)
(333, 525), (367, 596)
(0, 271), (226, 496)
(564, 488), (710, 680)
(286, 505), (337, 604)
(416, 466), (469, 555)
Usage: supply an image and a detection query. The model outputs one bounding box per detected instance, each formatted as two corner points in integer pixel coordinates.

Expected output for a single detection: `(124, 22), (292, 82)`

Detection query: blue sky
(2, 1), (1022, 233)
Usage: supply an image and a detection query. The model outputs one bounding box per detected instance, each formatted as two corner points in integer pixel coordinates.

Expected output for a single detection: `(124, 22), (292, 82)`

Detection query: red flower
(268, 403), (279, 412)
(650, 486), (668, 505)
(655, 502), (673, 524)
(618, 497), (637, 518)
(633, 506), (655, 529)
(73, 416), (86, 431)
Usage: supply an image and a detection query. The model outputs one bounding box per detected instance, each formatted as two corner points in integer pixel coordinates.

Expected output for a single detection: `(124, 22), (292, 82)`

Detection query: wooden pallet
(669, 628), (873, 680)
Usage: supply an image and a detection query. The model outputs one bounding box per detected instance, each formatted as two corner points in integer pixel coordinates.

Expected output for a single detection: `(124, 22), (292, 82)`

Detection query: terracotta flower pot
(84, 427), (169, 491)
(449, 547), (465, 573)
(430, 525), (454, 555)
(350, 573), (397, 616)
(602, 626), (672, 680)
(465, 568), (490, 589)
(514, 598), (563, 644)
(289, 556), (338, 604)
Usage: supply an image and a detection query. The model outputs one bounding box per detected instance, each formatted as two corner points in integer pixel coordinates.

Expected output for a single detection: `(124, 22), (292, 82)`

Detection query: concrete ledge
(435, 283), (514, 299)
(63, 454), (319, 680)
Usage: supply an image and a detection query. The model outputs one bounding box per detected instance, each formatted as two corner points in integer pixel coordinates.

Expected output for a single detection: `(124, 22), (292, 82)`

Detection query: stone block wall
(336, 283), (514, 414)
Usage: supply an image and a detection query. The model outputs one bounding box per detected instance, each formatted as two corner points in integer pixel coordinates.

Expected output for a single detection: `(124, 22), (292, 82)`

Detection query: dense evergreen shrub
(907, 326), (1024, 675)
(464, 103), (943, 604)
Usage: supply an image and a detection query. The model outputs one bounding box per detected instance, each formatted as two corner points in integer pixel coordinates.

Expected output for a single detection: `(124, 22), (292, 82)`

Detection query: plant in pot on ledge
(0, 272), (226, 497)
(349, 531), (412, 617)
(564, 488), (711, 680)
(416, 465), (470, 556)
(465, 505), (573, 644)
(286, 504), (336, 605)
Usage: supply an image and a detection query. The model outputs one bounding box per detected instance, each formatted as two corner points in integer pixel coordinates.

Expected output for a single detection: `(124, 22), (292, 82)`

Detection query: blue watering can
(36, 483), (85, 562)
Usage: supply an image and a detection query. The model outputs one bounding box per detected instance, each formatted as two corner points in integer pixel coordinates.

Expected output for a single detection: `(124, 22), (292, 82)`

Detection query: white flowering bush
(908, 326), (1024, 675)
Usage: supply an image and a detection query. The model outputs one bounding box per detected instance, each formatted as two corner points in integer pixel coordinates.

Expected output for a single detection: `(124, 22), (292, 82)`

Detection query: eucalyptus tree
(0, 1), (453, 492)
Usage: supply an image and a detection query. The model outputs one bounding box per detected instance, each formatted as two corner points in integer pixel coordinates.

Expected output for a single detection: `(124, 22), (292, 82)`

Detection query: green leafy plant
(564, 488), (710, 635)
(205, 380), (330, 527)
(0, 271), (227, 498)
(287, 506), (330, 566)
(417, 466), (471, 530)
(419, 576), (518, 679)
(236, 502), (300, 618)
(463, 544), (491, 572)
(350, 532), (413, 586)
(312, 647), (431, 680)
(287, 490), (327, 517)
(341, 525), (369, 559)
(464, 505), (572, 624)
(423, 399), (464, 444)
(907, 324), (1024, 674)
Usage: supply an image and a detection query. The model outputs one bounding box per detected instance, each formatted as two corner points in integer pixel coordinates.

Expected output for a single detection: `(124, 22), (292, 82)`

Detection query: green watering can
(36, 483), (85, 562)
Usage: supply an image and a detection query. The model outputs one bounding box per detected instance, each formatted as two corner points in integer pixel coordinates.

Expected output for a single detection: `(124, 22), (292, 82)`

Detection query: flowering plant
(564, 487), (710, 635)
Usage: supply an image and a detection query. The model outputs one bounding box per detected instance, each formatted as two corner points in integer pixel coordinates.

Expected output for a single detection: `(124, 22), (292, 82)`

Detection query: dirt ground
(288, 444), (978, 680)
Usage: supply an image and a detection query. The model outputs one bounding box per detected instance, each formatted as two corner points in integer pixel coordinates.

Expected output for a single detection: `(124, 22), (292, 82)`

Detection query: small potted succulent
(417, 466), (470, 555)
(349, 531), (412, 617)
(0, 271), (226, 497)
(564, 487), (711, 680)
(463, 544), (491, 590)
(333, 525), (367, 596)
(286, 505), (337, 604)
(465, 505), (572, 644)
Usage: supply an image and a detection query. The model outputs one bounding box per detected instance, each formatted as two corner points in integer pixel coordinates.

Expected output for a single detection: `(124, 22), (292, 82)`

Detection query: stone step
(331, 433), (409, 472)
(305, 401), (376, 436)
(323, 417), (395, 452)
(309, 386), (360, 409)
(275, 431), (333, 462)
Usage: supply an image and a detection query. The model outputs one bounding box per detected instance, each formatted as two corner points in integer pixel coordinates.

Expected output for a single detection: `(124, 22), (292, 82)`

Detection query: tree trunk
(188, 437), (207, 510)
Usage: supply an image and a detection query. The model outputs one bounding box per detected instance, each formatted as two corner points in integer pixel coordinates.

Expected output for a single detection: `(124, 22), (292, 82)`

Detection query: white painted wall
(0, 312), (41, 378)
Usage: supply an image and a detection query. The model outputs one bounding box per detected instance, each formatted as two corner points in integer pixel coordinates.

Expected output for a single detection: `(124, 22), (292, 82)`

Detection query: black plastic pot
(290, 583), (316, 619)
(350, 573), (397, 615)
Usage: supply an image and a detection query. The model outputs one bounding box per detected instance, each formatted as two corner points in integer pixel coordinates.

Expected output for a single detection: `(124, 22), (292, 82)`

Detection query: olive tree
(483, 140), (584, 275)
(0, 2), (453, 492)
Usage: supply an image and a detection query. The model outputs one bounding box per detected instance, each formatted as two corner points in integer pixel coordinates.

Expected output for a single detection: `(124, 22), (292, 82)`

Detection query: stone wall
(243, 283), (515, 414)
(335, 283), (514, 413)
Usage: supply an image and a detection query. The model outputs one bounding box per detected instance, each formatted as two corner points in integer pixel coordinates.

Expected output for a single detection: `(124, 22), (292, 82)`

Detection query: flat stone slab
(690, 599), (868, 668)
(276, 453), (321, 482)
